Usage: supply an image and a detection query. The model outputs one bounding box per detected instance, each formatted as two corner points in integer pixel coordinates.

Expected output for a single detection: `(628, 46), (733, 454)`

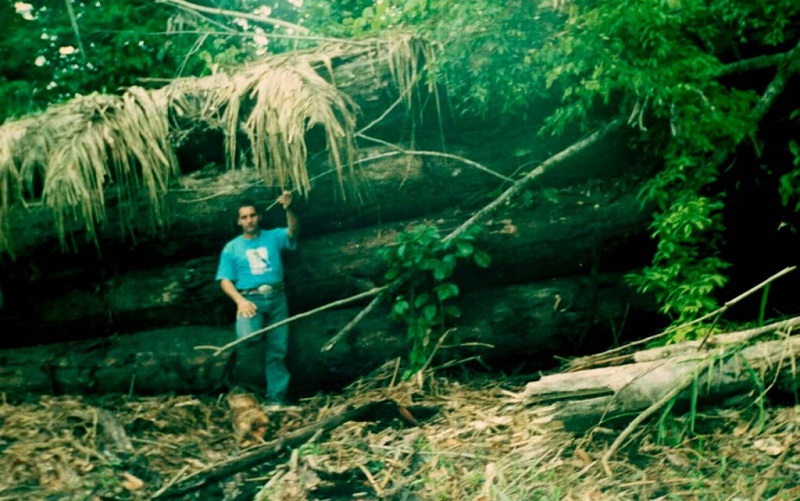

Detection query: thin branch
(176, 33), (209, 77)
(698, 266), (796, 348)
(197, 287), (383, 356)
(173, 6), (240, 34)
(107, 29), (368, 46)
(413, 328), (455, 385)
(64, 0), (88, 63)
(357, 134), (514, 182)
(356, 71), (421, 136)
(746, 39), (800, 122)
(442, 119), (623, 243)
(716, 51), (793, 77)
(320, 282), (399, 352)
(158, 0), (310, 34)
(568, 266), (797, 370)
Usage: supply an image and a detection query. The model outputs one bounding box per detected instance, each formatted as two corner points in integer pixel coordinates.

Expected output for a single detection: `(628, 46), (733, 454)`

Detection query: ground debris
(1, 370), (799, 500)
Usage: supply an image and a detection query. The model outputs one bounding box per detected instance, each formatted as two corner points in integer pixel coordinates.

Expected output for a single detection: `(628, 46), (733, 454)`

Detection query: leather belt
(240, 284), (284, 295)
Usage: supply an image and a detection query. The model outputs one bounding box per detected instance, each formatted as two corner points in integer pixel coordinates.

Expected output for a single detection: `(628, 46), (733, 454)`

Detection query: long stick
(197, 287), (382, 356)
(152, 400), (395, 499)
(599, 358), (715, 476)
(568, 266), (796, 371)
(64, 0), (88, 63)
(356, 133), (514, 182)
(321, 119), (624, 352)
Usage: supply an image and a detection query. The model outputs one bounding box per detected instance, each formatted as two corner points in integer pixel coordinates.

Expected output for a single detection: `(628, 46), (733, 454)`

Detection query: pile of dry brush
(2, 331), (799, 501)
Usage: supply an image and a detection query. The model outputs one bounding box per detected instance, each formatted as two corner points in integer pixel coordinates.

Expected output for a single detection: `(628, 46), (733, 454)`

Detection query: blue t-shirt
(215, 228), (296, 290)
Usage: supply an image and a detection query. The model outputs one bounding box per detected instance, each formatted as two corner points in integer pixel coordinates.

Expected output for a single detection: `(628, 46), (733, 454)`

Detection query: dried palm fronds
(40, 89), (178, 249)
(0, 34), (434, 256)
(0, 120), (28, 256)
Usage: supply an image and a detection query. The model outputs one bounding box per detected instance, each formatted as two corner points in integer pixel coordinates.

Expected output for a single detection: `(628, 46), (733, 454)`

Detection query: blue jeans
(235, 291), (290, 402)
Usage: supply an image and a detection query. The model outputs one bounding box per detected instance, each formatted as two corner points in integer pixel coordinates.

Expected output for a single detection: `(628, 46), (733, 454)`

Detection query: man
(216, 191), (298, 408)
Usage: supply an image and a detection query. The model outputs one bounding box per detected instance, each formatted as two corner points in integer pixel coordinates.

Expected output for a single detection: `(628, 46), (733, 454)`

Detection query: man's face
(237, 206), (260, 235)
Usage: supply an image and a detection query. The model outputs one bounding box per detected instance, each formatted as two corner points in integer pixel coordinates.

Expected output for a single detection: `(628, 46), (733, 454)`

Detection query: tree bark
(3, 124), (633, 262)
(0, 181), (652, 344)
(0, 274), (656, 398)
(3, 146), (496, 260)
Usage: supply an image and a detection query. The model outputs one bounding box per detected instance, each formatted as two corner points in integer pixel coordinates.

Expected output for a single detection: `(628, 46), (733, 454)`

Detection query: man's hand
(236, 299), (257, 318)
(277, 190), (293, 210)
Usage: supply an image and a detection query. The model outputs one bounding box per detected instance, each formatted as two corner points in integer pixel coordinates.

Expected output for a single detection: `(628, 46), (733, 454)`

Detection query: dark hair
(233, 199), (259, 225)
(237, 199), (260, 213)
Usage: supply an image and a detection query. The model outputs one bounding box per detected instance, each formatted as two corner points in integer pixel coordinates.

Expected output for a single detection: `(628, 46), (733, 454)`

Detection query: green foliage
(0, 0), (261, 122)
(297, 0), (559, 119)
(527, 0), (800, 337)
(420, 1), (558, 119)
(295, 0), (800, 340)
(627, 196), (731, 333)
(778, 137), (800, 211)
(381, 224), (490, 375)
(300, 0), (433, 38)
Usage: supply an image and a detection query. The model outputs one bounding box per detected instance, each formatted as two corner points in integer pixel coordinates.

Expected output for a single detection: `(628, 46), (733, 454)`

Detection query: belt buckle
(256, 284), (274, 295)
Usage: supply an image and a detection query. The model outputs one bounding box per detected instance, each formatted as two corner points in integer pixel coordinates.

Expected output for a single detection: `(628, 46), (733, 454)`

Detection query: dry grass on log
(1, 362), (799, 500)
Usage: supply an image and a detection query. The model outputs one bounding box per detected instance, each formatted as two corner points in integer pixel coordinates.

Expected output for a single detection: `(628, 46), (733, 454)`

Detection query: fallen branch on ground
(152, 399), (427, 499)
(521, 316), (800, 435)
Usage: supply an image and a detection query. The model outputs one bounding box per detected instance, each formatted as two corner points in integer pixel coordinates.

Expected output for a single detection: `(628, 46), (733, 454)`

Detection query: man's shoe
(263, 401), (301, 412)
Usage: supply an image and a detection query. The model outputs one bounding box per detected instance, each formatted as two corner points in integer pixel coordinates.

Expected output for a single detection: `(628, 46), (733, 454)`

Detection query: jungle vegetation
(2, 0), (799, 341)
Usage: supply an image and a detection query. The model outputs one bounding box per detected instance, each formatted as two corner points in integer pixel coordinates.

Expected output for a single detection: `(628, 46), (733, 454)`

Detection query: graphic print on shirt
(245, 247), (270, 275)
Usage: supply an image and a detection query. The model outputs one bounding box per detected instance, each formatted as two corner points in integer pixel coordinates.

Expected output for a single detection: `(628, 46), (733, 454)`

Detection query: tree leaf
(473, 250), (492, 268)
(434, 282), (460, 301)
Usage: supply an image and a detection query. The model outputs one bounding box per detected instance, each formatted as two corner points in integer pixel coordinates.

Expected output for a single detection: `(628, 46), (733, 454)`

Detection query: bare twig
(698, 266), (796, 348)
(357, 133), (513, 182)
(320, 292), (387, 351)
(176, 33), (209, 77)
(356, 73), (422, 136)
(414, 328), (455, 386)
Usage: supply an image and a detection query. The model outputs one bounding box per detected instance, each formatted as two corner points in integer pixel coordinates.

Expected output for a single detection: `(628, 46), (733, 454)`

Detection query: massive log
(0, 180), (652, 345)
(3, 123), (633, 263)
(3, 146), (493, 260)
(0, 274), (657, 398)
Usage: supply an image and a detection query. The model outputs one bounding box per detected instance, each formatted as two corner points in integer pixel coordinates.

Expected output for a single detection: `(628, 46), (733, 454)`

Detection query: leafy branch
(381, 224), (490, 375)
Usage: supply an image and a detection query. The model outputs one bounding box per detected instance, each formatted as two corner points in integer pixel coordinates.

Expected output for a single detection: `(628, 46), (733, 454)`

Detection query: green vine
(381, 224), (490, 376)
(524, 0), (800, 342)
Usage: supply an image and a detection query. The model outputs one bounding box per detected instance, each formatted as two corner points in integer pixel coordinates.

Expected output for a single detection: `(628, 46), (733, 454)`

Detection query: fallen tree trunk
(0, 181), (651, 344)
(2, 127), (633, 279)
(4, 145), (505, 262)
(0, 274), (656, 398)
(521, 317), (800, 433)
